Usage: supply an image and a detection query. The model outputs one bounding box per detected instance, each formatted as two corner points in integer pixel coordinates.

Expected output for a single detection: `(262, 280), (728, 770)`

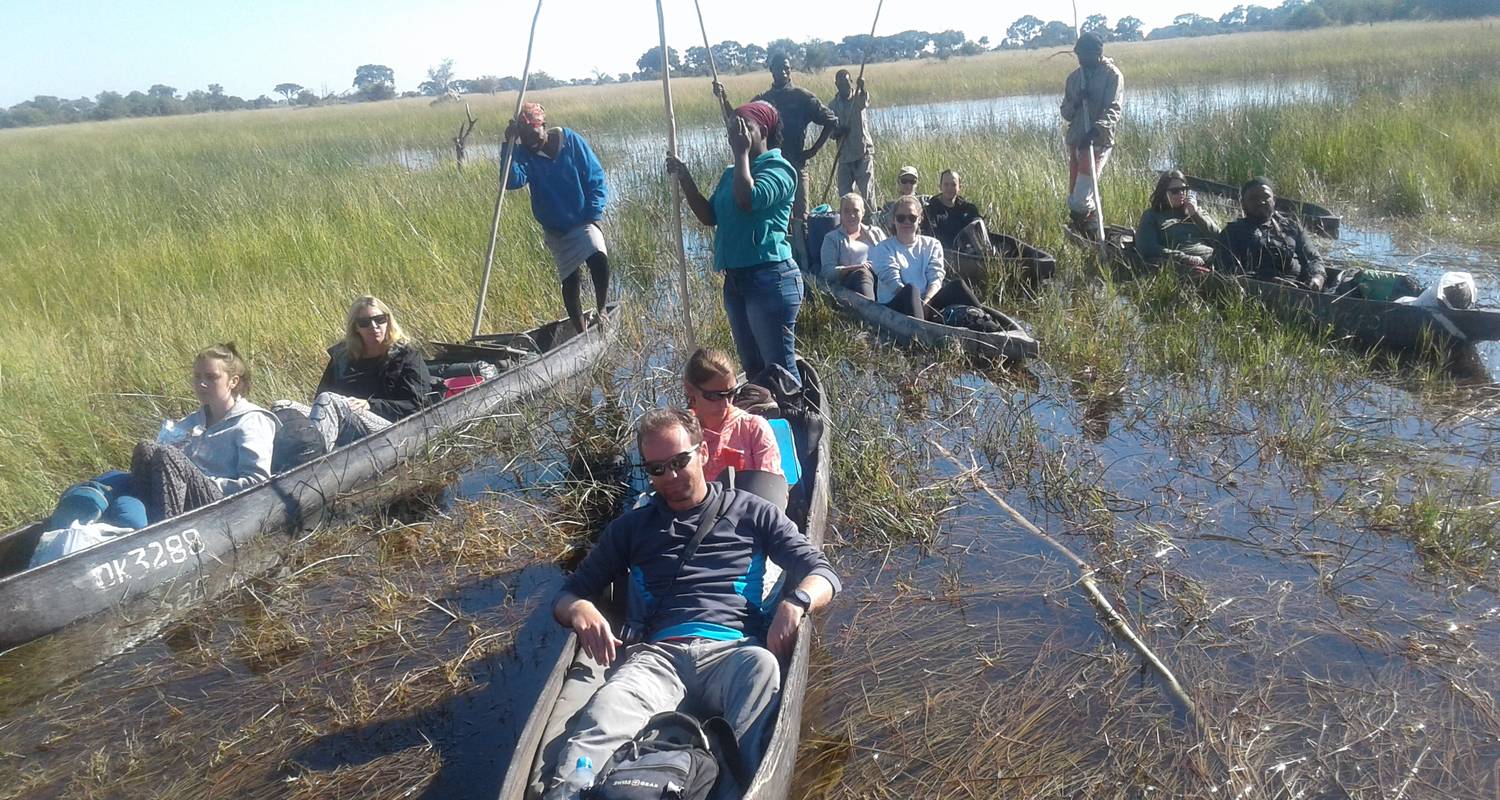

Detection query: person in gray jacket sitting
(129, 342), (279, 523)
(544, 407), (839, 796)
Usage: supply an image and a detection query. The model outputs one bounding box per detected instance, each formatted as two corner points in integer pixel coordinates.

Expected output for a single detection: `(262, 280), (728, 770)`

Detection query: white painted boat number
(89, 529), (205, 590)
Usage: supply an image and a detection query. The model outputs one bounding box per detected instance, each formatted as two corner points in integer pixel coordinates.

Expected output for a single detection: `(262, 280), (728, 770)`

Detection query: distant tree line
(1002, 0), (1498, 47)
(0, 84), (282, 128)
(631, 29), (993, 81)
(4, 0), (1495, 130)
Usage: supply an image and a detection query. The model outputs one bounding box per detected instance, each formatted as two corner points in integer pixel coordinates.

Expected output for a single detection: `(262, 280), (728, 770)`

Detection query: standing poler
(504, 102), (611, 334)
(828, 69), (874, 211)
(1059, 32), (1123, 236)
(755, 52), (839, 264)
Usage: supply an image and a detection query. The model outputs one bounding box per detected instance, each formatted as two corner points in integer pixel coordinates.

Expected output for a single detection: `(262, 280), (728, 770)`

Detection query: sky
(0, 0), (1247, 107)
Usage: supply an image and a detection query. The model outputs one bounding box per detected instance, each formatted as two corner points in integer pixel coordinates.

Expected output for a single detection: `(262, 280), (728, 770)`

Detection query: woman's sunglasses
(1167, 186), (1189, 195)
(894, 214), (919, 224)
(695, 382), (742, 401)
(356, 314), (390, 329)
(642, 449), (694, 477)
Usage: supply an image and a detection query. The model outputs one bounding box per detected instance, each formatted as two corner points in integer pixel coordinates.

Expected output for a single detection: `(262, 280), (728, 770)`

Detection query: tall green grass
(0, 109), (658, 521)
(1, 18), (1496, 524)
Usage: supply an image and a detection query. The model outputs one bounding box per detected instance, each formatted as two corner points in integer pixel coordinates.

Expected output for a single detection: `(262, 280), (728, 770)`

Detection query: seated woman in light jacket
(819, 192), (884, 301)
(40, 343), (276, 564)
(870, 195), (984, 321)
(126, 343), (278, 524)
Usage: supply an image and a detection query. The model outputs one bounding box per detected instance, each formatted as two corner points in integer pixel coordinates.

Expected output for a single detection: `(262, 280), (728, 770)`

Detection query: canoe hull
(944, 232), (1059, 287)
(496, 357), (832, 800)
(1070, 226), (1500, 352)
(0, 305), (621, 651)
(805, 269), (1040, 361)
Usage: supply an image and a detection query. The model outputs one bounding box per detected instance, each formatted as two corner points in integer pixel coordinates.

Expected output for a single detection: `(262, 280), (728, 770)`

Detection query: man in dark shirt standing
(924, 169), (996, 255)
(544, 407), (838, 795)
(756, 52), (839, 263)
(1220, 177), (1325, 290)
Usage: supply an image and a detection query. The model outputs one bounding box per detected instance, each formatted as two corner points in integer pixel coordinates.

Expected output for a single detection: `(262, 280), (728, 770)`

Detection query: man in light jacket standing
(828, 69), (874, 211)
(1060, 32), (1123, 234)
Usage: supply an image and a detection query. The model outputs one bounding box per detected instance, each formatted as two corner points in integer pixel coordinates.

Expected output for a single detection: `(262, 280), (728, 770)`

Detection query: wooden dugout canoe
(943, 231), (1059, 286)
(1180, 174), (1342, 238)
(805, 268), (1041, 361)
(0, 304), (621, 651)
(1071, 226), (1500, 352)
(497, 357), (832, 800)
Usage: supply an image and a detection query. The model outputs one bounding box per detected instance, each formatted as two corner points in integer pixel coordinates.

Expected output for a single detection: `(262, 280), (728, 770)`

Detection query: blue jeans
(722, 259), (802, 385)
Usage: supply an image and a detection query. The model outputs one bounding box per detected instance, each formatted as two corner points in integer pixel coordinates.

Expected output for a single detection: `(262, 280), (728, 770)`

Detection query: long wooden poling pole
(692, 0), (733, 123)
(930, 439), (1202, 728)
(659, 0), (696, 351)
(820, 0), (885, 207)
(471, 0), (544, 339)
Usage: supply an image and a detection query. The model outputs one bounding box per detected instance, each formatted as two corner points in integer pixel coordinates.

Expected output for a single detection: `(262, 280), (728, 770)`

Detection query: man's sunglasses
(642, 449), (695, 477)
(899, 177), (918, 185)
(695, 382), (742, 401)
(894, 214), (919, 224)
(355, 314), (390, 329)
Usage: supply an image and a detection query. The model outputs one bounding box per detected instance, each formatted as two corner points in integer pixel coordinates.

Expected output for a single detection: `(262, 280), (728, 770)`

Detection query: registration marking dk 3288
(89, 529), (204, 590)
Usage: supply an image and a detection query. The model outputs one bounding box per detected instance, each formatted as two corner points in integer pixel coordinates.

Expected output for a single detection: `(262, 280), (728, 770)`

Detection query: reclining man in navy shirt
(546, 407), (840, 794)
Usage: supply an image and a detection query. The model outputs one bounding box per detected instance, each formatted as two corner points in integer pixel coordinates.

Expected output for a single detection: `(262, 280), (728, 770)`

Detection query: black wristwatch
(785, 588), (813, 612)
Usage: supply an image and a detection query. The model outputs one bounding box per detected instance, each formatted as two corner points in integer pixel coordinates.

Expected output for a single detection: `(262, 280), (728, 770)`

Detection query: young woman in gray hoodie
(128, 343), (279, 523)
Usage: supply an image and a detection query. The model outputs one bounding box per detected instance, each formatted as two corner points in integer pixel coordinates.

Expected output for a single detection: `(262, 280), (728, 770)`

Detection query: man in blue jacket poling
(505, 102), (612, 334)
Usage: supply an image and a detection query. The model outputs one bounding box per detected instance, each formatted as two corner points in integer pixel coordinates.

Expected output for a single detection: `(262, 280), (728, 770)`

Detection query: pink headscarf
(734, 101), (779, 137)
(519, 101), (546, 129)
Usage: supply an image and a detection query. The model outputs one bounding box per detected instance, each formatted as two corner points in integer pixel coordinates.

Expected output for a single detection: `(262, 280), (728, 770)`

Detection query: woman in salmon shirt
(683, 348), (782, 485)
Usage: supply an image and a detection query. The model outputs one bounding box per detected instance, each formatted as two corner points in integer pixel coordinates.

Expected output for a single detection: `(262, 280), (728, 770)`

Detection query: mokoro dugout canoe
(1072, 226), (1500, 352)
(1180, 174), (1341, 238)
(498, 357), (832, 800)
(944, 232), (1059, 286)
(805, 268), (1041, 361)
(0, 304), (621, 651)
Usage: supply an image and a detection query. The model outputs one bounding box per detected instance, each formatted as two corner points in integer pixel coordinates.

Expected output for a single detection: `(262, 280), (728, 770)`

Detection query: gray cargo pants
(279, 394), (392, 450)
(836, 153), (874, 210)
(550, 637), (781, 792)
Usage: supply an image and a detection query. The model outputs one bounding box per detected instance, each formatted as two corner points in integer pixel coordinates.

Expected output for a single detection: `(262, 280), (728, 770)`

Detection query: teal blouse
(709, 149), (796, 271)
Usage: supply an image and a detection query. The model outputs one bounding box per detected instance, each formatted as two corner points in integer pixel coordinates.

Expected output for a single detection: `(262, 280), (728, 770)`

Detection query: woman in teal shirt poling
(666, 100), (803, 386)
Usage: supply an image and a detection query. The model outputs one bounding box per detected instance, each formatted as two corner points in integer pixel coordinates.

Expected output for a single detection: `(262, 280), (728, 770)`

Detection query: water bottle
(562, 756), (594, 799)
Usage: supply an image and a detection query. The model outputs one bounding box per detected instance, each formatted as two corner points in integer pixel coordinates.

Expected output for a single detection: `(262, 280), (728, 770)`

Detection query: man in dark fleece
(1220, 177), (1325, 290)
(544, 407), (838, 796)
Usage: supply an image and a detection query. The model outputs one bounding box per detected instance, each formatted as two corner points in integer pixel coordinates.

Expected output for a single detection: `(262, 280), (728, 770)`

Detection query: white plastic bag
(29, 521), (135, 568)
(1395, 271), (1478, 309)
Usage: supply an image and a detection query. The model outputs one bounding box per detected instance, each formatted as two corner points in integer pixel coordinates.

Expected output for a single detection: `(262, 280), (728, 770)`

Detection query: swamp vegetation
(1, 19), (1498, 799)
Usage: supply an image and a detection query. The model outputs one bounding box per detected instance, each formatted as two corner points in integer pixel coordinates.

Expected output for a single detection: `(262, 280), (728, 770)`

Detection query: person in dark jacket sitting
(289, 296), (431, 450)
(1135, 169), (1220, 269)
(1220, 177), (1325, 290)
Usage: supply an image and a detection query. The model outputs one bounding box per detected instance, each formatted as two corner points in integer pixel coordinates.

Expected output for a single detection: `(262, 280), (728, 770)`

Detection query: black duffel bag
(585, 712), (744, 800)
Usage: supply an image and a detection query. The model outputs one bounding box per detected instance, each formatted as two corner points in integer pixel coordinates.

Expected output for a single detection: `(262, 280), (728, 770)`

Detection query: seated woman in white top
(818, 192), (885, 300)
(870, 195), (984, 321)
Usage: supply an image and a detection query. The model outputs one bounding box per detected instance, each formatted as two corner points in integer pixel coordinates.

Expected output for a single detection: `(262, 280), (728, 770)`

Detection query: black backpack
(271, 407), (327, 473)
(585, 712), (745, 800)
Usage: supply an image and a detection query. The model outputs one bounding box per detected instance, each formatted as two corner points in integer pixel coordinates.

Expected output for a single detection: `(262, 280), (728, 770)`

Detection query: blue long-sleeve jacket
(505, 127), (608, 234)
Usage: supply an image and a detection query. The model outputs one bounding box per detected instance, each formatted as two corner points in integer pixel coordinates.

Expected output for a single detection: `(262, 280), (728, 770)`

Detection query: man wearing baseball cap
(876, 165), (932, 234)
